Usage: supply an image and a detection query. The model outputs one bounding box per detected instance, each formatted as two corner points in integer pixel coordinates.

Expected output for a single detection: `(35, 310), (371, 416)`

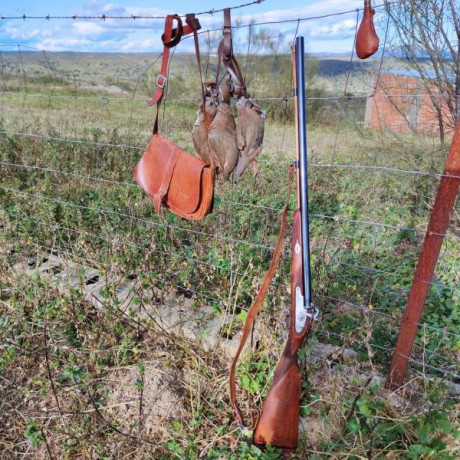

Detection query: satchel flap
(134, 134), (207, 214)
(168, 151), (206, 214)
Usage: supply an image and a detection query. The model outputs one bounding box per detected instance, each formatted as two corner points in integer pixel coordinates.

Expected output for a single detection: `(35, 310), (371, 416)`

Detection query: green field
(1, 51), (459, 458)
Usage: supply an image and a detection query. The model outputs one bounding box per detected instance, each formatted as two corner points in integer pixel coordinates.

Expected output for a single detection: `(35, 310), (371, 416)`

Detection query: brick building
(365, 73), (454, 136)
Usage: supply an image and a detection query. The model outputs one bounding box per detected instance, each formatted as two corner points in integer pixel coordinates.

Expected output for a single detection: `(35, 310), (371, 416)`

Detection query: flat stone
(223, 333), (242, 359)
(114, 281), (137, 311)
(13, 254), (62, 276)
(200, 317), (224, 352)
(55, 263), (101, 290)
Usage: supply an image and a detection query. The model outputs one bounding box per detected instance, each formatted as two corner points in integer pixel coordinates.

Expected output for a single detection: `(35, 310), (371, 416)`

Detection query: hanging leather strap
(148, 15), (183, 108)
(230, 165), (294, 427)
(216, 8), (246, 96)
(187, 14), (204, 105)
(187, 14), (217, 172)
(147, 14), (202, 133)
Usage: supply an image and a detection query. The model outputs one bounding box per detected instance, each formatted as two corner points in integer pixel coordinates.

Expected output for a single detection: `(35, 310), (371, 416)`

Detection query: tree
(450, 0), (460, 121)
(383, 0), (459, 144)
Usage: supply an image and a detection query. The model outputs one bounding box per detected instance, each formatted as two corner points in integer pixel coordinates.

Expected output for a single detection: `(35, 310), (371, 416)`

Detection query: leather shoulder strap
(186, 13), (205, 107)
(147, 15), (180, 109)
(229, 166), (293, 427)
(216, 8), (246, 96)
(147, 14), (202, 133)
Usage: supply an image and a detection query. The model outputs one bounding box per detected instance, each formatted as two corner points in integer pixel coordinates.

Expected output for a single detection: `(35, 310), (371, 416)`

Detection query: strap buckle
(155, 74), (167, 89)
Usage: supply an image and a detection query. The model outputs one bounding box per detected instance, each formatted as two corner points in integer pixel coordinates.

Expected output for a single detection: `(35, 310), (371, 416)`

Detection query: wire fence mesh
(1, 4), (459, 396)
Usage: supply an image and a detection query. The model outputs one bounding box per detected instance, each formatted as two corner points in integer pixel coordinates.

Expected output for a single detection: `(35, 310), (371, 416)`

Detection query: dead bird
(208, 79), (239, 180)
(192, 82), (218, 165)
(234, 95), (265, 180)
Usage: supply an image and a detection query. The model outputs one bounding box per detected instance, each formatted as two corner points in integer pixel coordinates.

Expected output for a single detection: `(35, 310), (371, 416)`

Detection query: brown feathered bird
(192, 83), (218, 165)
(234, 95), (265, 180)
(208, 79), (239, 180)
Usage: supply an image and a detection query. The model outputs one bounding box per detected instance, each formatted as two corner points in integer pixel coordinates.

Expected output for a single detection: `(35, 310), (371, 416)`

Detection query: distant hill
(315, 59), (374, 77)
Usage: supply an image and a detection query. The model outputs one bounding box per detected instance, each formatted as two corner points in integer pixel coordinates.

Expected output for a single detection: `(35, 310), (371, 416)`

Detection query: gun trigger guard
(305, 304), (320, 321)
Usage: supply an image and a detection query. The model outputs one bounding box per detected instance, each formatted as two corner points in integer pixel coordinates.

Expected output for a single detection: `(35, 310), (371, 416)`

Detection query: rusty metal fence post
(386, 121), (460, 390)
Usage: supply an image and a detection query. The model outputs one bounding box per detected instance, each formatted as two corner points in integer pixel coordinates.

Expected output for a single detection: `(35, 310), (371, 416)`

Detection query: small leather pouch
(356, 0), (379, 59)
(134, 134), (214, 220)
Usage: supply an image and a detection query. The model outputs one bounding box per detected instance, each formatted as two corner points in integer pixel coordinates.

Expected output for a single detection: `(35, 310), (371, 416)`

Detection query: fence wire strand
(0, 2), (393, 22)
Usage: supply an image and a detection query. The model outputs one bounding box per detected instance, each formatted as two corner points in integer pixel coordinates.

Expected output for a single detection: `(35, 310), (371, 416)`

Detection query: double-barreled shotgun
(253, 36), (319, 453)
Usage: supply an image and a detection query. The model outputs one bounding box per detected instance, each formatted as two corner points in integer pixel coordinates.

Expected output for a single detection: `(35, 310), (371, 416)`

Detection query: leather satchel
(134, 134), (214, 220)
(134, 14), (215, 220)
(356, 0), (379, 59)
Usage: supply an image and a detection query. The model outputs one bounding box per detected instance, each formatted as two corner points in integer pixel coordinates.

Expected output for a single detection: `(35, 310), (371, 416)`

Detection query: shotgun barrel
(253, 36), (318, 453)
(296, 37), (313, 310)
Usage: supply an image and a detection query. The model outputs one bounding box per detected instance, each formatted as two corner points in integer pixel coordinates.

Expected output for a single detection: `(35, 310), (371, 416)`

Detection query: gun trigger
(306, 304), (320, 321)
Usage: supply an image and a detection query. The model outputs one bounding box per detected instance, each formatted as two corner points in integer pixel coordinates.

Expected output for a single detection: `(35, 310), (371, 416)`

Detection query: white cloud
(3, 23), (58, 41)
(309, 18), (357, 39)
(72, 22), (106, 36)
(34, 37), (93, 52)
(119, 39), (157, 51)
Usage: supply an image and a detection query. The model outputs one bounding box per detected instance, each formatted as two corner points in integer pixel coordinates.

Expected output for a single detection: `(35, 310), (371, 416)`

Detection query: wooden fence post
(386, 121), (460, 390)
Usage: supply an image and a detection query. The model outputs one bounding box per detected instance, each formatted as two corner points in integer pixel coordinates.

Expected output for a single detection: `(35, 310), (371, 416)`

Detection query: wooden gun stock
(252, 337), (301, 451)
(253, 210), (314, 452)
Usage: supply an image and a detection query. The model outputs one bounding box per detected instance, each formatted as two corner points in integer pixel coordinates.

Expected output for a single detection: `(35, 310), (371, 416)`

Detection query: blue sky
(0, 0), (374, 54)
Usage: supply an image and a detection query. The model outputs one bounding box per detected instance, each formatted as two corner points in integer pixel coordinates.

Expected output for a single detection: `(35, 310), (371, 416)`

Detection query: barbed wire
(312, 163), (460, 180)
(0, 0), (266, 21)
(5, 215), (458, 392)
(2, 160), (459, 252)
(3, 162), (459, 256)
(0, 2), (392, 22)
